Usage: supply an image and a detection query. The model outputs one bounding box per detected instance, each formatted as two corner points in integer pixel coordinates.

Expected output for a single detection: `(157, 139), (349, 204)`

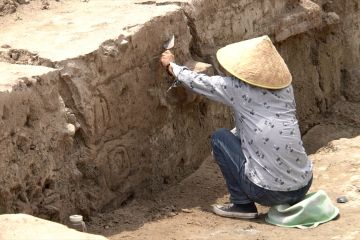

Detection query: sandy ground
(88, 133), (360, 240)
(0, 0), (180, 61)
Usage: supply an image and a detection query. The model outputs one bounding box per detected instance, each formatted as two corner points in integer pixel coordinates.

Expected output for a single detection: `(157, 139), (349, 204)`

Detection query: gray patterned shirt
(170, 62), (313, 191)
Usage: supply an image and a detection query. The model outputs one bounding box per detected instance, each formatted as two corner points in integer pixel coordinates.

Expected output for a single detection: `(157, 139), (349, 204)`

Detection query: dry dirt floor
(88, 132), (360, 240)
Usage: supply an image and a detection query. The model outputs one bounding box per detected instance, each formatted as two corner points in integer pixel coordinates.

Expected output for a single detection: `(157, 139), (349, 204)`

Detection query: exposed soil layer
(0, 3), (359, 239)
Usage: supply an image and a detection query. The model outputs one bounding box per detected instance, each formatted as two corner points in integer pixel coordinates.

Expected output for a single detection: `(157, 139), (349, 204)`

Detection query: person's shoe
(212, 202), (258, 219)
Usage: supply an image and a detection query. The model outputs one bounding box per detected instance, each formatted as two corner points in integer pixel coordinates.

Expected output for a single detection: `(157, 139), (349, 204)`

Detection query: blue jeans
(211, 128), (312, 206)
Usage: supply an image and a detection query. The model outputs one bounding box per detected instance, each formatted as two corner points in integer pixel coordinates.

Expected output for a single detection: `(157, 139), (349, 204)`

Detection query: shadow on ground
(88, 155), (229, 236)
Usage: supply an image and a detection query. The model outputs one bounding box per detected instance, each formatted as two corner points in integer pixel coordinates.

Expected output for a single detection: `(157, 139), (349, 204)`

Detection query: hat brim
(216, 35), (292, 89)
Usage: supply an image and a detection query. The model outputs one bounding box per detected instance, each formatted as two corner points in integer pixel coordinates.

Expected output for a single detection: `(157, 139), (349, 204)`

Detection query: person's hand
(160, 50), (175, 67)
(160, 50), (175, 76)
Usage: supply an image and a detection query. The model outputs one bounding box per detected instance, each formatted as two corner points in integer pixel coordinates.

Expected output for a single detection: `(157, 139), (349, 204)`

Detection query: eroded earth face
(0, 2), (359, 240)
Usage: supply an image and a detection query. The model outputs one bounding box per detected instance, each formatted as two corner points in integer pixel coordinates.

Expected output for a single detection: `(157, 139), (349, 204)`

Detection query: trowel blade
(163, 34), (175, 50)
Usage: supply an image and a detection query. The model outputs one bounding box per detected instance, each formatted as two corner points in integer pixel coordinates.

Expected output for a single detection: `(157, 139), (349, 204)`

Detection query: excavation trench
(0, 0), (360, 228)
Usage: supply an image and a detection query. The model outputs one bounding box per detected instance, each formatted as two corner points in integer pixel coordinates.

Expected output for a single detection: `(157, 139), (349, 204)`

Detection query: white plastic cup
(69, 215), (87, 232)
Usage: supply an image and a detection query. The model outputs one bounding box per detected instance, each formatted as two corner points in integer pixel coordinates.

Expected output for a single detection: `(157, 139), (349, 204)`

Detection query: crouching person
(160, 35), (313, 219)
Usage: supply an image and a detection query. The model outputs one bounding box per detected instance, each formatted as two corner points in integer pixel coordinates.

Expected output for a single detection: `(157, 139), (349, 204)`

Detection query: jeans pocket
(247, 182), (286, 206)
(246, 180), (267, 202)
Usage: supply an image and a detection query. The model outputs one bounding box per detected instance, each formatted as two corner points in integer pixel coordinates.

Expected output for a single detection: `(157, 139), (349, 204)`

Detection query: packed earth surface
(0, 0), (360, 239)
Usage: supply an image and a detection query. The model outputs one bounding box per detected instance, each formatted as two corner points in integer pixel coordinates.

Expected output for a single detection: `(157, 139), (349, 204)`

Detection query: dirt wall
(0, 0), (359, 222)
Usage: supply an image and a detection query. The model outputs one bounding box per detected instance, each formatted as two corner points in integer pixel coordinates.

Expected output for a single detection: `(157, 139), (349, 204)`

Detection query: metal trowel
(152, 34), (174, 60)
(163, 34), (175, 50)
(163, 34), (176, 91)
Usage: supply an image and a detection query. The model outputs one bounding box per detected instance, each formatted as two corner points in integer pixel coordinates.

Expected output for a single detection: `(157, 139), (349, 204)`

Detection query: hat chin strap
(208, 55), (226, 76)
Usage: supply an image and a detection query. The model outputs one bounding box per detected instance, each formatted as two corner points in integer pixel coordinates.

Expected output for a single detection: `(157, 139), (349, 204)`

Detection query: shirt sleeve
(170, 62), (235, 106)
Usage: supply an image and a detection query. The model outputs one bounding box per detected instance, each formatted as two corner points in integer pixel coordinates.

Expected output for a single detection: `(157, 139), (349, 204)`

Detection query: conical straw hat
(216, 35), (292, 89)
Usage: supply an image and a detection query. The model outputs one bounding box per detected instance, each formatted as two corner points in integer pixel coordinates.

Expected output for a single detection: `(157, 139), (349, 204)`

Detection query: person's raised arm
(160, 50), (237, 106)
